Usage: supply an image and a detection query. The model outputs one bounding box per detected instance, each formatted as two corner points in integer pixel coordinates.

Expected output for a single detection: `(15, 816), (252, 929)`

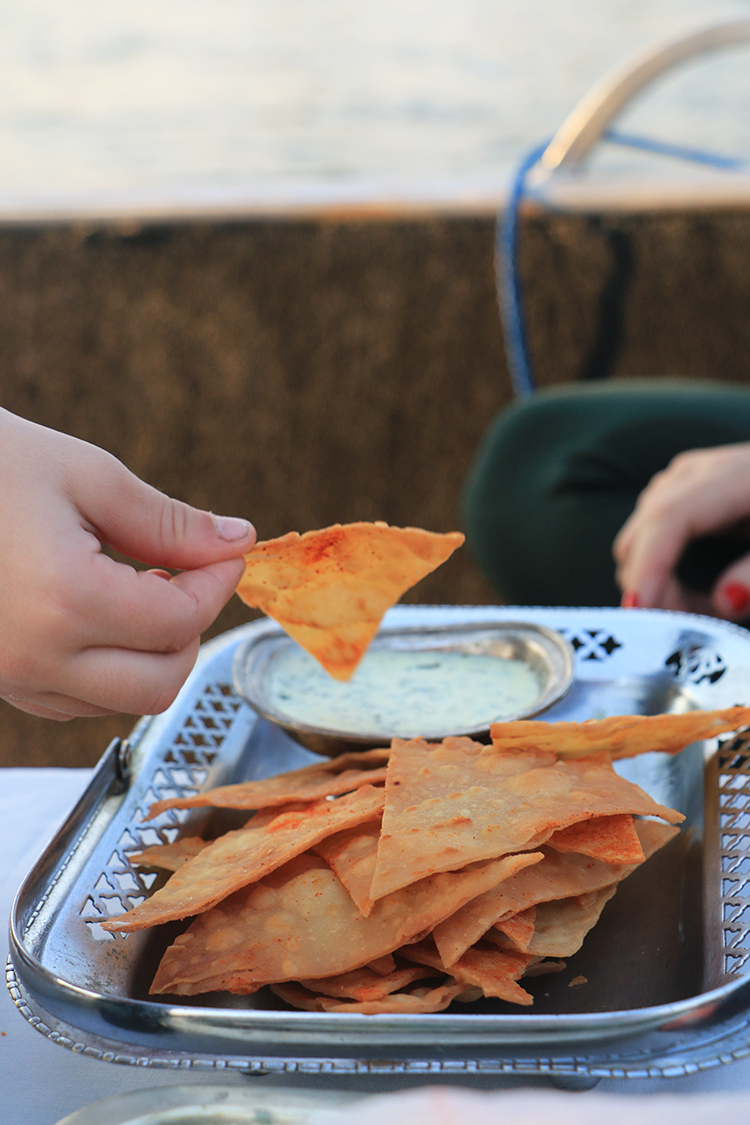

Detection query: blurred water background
(1, 0), (749, 209)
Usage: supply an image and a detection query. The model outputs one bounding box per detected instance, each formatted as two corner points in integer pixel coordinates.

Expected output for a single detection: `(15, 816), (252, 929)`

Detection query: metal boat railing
(499, 17), (750, 399)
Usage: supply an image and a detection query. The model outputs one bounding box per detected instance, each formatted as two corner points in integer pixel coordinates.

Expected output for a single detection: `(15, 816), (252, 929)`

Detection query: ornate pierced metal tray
(9, 605), (750, 1082)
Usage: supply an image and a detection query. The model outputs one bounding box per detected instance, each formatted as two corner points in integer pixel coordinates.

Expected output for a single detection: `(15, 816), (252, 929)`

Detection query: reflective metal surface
(9, 606), (750, 1075)
(53, 1084), (357, 1125)
(231, 617), (575, 755)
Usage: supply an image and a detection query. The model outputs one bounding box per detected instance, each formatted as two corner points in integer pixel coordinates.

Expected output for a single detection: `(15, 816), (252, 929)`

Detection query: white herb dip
(264, 647), (542, 737)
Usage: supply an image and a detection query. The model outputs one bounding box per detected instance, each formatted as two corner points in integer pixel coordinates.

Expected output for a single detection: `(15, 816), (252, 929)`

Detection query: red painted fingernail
(723, 582), (750, 614)
(621, 591), (640, 608)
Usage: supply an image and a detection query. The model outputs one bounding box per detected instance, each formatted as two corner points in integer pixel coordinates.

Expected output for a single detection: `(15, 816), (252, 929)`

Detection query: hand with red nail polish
(613, 442), (750, 620)
(0, 408), (256, 721)
(722, 582), (750, 615)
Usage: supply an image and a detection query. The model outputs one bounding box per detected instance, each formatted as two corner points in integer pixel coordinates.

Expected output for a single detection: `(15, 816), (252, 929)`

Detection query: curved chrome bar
(540, 18), (750, 174)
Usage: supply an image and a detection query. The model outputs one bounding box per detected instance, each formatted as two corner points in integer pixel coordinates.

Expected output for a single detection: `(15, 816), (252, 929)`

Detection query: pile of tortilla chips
(102, 706), (750, 1014)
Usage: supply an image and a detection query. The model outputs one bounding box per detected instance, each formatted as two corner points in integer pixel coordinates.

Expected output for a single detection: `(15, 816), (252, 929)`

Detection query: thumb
(711, 554), (750, 621)
(74, 448), (256, 570)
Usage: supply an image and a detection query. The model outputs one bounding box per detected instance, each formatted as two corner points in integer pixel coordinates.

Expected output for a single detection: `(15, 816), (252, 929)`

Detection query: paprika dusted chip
(490, 706), (750, 761)
(235, 522), (464, 681)
(547, 814), (645, 865)
(150, 848), (543, 995)
(103, 784), (385, 932)
(370, 737), (683, 900)
(432, 819), (678, 966)
(145, 749), (389, 821)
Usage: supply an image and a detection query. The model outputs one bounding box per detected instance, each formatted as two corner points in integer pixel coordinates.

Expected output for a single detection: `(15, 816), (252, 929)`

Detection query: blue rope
(606, 129), (748, 171)
(496, 140), (550, 400)
(499, 131), (749, 399)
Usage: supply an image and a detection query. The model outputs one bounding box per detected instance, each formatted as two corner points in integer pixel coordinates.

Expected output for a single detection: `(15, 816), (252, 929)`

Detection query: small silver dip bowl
(232, 615), (575, 757)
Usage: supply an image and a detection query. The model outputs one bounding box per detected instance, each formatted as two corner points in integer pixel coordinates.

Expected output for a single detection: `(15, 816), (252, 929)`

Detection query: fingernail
(211, 514), (253, 542)
(621, 591), (640, 609)
(723, 581), (750, 614)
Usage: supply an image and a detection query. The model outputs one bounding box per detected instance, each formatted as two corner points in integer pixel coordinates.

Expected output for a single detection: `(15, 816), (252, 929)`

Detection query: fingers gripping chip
(235, 522), (464, 680)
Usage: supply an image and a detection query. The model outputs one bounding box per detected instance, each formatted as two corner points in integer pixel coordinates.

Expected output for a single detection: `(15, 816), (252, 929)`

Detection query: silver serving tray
(53, 1084), (358, 1125)
(231, 618), (575, 755)
(9, 606), (750, 1079)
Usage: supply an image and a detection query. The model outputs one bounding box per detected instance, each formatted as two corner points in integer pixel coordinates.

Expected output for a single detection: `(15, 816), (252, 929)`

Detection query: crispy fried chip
(400, 939), (536, 1005)
(490, 706), (750, 761)
(270, 980), (464, 1014)
(166, 973), (264, 996)
(129, 837), (208, 872)
(150, 847), (543, 995)
(488, 886), (618, 958)
(299, 964), (434, 1001)
(235, 522), (464, 680)
(370, 737), (683, 899)
(367, 954), (396, 975)
(145, 750), (389, 820)
(493, 905), (536, 952)
(312, 822), (381, 914)
(524, 959), (566, 977)
(547, 814), (645, 864)
(432, 819), (678, 966)
(103, 785), (385, 932)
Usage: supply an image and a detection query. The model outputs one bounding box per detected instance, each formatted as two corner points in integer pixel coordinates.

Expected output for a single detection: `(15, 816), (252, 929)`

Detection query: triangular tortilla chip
(370, 737), (683, 900)
(432, 819), (678, 966)
(145, 749), (389, 820)
(490, 706), (750, 761)
(493, 905), (536, 952)
(150, 847), (543, 995)
(547, 814), (645, 864)
(367, 954), (396, 976)
(312, 822), (382, 914)
(487, 885), (618, 958)
(235, 522), (464, 680)
(299, 964), (434, 1001)
(400, 939), (537, 1005)
(270, 980), (465, 1014)
(129, 837), (208, 872)
(103, 785), (385, 932)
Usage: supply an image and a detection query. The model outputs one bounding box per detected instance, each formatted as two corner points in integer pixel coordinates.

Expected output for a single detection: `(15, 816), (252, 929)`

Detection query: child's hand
(0, 409), (255, 720)
(614, 442), (750, 619)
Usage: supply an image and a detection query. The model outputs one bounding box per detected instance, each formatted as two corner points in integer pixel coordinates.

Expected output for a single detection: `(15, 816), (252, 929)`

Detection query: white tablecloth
(4, 768), (750, 1125)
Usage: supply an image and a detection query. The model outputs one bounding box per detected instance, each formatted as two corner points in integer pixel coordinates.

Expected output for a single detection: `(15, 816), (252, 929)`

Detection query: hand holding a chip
(0, 408), (255, 720)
